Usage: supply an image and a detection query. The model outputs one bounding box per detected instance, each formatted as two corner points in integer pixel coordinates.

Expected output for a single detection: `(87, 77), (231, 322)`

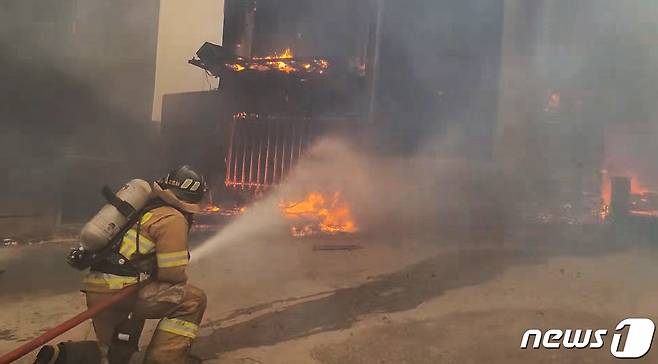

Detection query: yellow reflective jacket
(83, 205), (191, 293)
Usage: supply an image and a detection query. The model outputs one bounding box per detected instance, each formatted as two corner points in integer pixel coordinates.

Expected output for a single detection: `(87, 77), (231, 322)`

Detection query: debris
(312, 244), (362, 251)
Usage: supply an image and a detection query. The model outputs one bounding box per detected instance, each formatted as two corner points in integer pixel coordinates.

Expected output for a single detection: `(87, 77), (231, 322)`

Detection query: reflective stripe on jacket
(83, 206), (190, 293)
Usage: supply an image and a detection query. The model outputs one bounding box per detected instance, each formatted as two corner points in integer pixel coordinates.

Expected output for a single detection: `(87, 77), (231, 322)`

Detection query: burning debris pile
(225, 48), (330, 75)
(190, 43), (333, 78)
(279, 192), (357, 237)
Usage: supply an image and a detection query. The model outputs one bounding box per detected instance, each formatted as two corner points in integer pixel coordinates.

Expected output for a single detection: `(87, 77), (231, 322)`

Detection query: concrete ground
(1, 225), (657, 363)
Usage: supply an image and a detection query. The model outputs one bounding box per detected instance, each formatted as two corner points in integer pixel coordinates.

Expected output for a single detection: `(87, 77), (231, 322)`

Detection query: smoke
(193, 126), (504, 260)
(494, 0), (658, 214)
(13, 1), (160, 122)
(193, 1), (658, 259)
(0, 1), (165, 222)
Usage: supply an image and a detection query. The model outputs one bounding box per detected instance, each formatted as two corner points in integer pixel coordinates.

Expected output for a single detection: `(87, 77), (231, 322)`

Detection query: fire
(201, 203), (246, 216)
(253, 48), (294, 60)
(252, 49), (297, 73)
(280, 192), (357, 237)
(271, 60), (296, 73)
(204, 205), (221, 213)
(226, 63), (245, 72)
(600, 171), (651, 205)
(224, 47), (329, 75)
(599, 171), (658, 220)
(543, 90), (561, 113)
(548, 91), (560, 108)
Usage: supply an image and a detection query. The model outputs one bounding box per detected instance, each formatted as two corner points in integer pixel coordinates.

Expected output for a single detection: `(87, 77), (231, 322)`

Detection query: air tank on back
(79, 179), (153, 251)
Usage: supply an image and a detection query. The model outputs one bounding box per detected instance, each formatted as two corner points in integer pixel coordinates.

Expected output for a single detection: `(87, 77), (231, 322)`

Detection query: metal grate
(225, 114), (314, 191)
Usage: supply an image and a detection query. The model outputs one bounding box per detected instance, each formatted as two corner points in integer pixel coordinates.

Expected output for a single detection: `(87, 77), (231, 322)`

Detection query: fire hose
(0, 284), (141, 364)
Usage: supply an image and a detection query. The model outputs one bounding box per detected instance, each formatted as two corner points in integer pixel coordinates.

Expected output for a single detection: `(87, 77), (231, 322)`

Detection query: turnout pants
(87, 282), (206, 364)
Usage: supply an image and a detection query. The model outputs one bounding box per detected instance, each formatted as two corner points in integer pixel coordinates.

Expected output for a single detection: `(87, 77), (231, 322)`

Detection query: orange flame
(253, 48), (294, 60)
(226, 63), (245, 72)
(280, 192), (357, 236)
(201, 204), (247, 217)
(271, 60), (296, 73)
(204, 205), (221, 213)
(226, 48), (329, 75)
(599, 171), (658, 220)
(601, 171), (652, 205)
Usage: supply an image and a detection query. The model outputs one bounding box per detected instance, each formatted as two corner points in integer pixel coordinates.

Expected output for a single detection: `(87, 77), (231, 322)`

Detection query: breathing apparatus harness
(67, 186), (192, 278)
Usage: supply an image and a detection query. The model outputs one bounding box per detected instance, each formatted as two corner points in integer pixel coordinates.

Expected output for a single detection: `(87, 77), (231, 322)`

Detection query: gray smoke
(193, 125), (501, 260)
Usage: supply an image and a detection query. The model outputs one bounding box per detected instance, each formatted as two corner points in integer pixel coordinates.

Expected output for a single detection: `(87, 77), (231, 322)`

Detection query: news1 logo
(520, 318), (655, 359)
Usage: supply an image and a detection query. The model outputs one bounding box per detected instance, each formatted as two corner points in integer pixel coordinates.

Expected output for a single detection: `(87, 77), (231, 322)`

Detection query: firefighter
(35, 165), (208, 364)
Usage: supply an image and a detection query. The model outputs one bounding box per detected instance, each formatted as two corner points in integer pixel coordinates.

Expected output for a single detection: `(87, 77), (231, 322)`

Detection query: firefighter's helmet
(157, 165), (207, 204)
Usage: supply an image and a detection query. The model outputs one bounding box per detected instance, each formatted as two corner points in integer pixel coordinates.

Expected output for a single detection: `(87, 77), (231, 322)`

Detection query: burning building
(161, 0), (504, 210)
(188, 40), (366, 196)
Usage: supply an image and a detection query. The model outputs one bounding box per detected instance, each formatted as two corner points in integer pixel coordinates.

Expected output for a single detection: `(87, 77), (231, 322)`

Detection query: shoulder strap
(101, 186), (136, 217)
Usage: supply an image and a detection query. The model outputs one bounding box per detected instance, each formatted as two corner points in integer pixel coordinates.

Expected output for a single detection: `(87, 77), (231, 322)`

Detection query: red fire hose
(0, 284), (141, 364)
